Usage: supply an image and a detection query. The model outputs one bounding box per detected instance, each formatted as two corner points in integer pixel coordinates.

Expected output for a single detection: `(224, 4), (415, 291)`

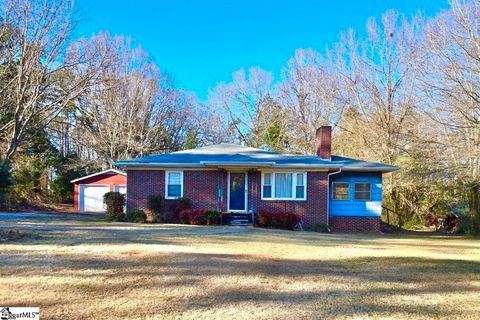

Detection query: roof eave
(201, 161), (275, 167)
(70, 169), (126, 183)
(272, 164), (342, 169)
(341, 166), (399, 173)
(113, 162), (205, 168)
(114, 161), (342, 169)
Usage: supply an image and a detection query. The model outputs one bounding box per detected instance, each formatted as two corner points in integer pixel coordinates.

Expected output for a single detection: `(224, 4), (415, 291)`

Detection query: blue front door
(229, 172), (246, 211)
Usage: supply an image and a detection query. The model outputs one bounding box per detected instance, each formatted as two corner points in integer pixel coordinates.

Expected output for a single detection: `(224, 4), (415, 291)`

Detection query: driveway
(0, 212), (252, 235)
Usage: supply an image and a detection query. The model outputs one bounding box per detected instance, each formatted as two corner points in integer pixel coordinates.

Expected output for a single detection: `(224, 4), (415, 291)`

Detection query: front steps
(222, 213), (254, 226)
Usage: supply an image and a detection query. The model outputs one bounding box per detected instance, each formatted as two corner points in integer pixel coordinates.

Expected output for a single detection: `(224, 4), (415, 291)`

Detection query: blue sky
(74, 0), (448, 99)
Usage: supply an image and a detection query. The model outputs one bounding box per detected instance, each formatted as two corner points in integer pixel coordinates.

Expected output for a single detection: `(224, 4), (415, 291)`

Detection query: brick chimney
(315, 126), (331, 160)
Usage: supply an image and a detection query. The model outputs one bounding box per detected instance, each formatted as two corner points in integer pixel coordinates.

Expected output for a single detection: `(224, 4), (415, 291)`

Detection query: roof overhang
(114, 160), (343, 170)
(340, 166), (399, 173)
(113, 162), (205, 168)
(70, 169), (126, 183)
(201, 161), (275, 168)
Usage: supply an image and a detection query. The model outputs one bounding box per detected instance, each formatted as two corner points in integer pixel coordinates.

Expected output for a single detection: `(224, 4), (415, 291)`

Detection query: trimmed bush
(126, 209), (147, 223)
(176, 197), (192, 224)
(256, 210), (301, 230)
(174, 208), (216, 225)
(188, 209), (207, 225)
(146, 194), (163, 222)
(206, 209), (221, 225)
(176, 197), (192, 211)
(178, 209), (190, 224)
(103, 192), (125, 221)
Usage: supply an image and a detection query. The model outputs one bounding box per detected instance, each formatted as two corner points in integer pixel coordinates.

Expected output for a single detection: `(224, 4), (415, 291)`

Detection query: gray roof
(113, 143), (398, 172)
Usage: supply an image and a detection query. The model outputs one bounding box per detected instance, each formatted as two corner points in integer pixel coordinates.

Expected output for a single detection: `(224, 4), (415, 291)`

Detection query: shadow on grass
(2, 218), (480, 318)
(2, 247), (479, 318)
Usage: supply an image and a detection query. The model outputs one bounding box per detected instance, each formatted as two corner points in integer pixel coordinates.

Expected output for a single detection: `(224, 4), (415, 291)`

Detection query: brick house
(114, 126), (398, 232)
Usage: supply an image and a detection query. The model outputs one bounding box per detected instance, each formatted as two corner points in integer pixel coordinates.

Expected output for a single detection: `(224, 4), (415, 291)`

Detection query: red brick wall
(126, 170), (164, 211)
(329, 216), (381, 232)
(126, 168), (381, 232)
(126, 169), (226, 212)
(248, 171), (328, 226)
(183, 170), (227, 211)
(126, 169), (328, 227)
(73, 173), (127, 210)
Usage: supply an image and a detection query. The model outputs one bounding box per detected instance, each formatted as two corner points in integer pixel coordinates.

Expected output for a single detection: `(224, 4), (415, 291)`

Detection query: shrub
(146, 194), (163, 222)
(177, 197), (192, 211)
(457, 216), (474, 234)
(103, 192), (125, 221)
(283, 212), (302, 230)
(0, 161), (12, 209)
(257, 210), (272, 228)
(309, 223), (330, 233)
(176, 197), (192, 224)
(205, 209), (221, 225)
(443, 214), (460, 232)
(256, 210), (301, 230)
(189, 209), (207, 225)
(126, 209), (147, 223)
(178, 209), (190, 224)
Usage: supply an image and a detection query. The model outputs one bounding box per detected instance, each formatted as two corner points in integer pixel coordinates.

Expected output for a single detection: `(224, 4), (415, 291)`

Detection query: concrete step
(229, 221), (252, 226)
(222, 213), (254, 225)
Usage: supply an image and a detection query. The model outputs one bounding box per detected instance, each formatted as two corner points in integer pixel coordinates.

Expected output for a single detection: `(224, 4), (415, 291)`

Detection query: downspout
(326, 168), (342, 226)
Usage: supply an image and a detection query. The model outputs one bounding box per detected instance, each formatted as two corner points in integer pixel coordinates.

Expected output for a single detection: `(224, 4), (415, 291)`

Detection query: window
(165, 171), (183, 199)
(333, 182), (349, 200)
(296, 173), (305, 199)
(263, 173), (272, 198)
(354, 183), (371, 201)
(261, 172), (306, 200)
(275, 173), (293, 198)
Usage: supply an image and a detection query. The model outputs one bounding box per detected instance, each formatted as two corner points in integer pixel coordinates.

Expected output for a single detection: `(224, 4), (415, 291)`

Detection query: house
(113, 126), (398, 232)
(71, 169), (127, 211)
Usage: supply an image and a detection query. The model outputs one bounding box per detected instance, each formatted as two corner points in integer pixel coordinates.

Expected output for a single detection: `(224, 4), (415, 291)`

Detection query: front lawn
(0, 217), (479, 319)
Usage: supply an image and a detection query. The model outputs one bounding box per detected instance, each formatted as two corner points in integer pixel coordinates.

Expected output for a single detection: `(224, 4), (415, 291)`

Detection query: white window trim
(261, 171), (307, 201)
(332, 182), (350, 201)
(165, 171), (184, 199)
(354, 182), (371, 201)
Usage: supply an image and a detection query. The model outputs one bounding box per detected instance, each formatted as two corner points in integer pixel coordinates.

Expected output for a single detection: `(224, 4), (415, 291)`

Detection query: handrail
(382, 206), (399, 215)
(382, 205), (402, 225)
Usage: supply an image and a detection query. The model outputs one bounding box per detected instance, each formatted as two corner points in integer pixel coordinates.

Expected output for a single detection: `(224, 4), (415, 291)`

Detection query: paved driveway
(0, 212), (251, 235)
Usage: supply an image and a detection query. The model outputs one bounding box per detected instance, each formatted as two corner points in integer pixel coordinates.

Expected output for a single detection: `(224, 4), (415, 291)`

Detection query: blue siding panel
(329, 172), (382, 217)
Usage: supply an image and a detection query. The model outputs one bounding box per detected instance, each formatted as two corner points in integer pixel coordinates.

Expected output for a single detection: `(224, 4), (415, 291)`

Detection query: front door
(228, 172), (247, 212)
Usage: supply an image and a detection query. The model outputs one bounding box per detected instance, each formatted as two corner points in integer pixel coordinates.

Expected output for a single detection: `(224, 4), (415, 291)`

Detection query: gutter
(340, 167), (399, 173)
(112, 162), (206, 168)
(326, 168), (342, 226)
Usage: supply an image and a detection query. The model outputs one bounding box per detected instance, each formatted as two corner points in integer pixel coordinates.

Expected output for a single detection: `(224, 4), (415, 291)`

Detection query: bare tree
(277, 48), (345, 154)
(75, 33), (209, 167)
(208, 67), (275, 147)
(0, 0), (107, 168)
(420, 0), (480, 182)
(331, 11), (424, 168)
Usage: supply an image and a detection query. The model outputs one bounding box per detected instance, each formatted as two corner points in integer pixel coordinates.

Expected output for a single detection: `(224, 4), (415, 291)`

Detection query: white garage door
(81, 185), (110, 212)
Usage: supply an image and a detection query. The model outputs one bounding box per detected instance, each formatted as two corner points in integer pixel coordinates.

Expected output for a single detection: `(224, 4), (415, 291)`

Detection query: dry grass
(0, 219), (479, 320)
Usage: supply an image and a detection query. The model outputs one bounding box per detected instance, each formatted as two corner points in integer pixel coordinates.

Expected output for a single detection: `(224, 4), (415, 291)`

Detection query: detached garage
(71, 169), (127, 212)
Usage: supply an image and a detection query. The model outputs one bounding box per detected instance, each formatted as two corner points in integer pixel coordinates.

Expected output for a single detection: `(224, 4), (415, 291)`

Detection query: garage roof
(70, 169), (126, 183)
